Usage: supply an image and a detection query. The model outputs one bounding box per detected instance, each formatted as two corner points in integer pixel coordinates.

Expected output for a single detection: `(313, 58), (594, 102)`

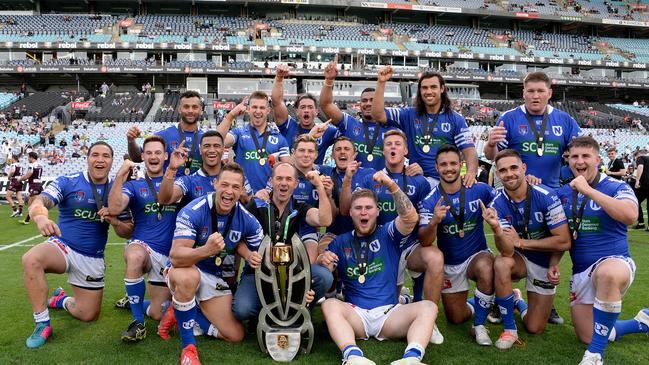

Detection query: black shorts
(28, 183), (43, 196)
(7, 180), (23, 193)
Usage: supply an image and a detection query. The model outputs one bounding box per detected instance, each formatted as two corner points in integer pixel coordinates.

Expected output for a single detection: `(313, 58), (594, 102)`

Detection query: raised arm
(305, 171), (333, 227)
(339, 161), (360, 216)
(374, 170), (418, 235)
(107, 160), (134, 216)
(462, 146), (479, 188)
(126, 126), (143, 162)
(271, 65), (290, 126)
(217, 99), (246, 148)
(571, 175), (638, 225)
(158, 141), (188, 204)
(370, 66), (394, 124)
(484, 121), (506, 161)
(319, 54), (344, 125)
(170, 232), (224, 268)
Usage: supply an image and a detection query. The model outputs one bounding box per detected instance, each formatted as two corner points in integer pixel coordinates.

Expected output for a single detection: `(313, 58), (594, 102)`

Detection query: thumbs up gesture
(487, 120), (507, 147)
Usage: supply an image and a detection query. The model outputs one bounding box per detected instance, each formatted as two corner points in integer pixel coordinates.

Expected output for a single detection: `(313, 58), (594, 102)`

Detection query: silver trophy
(255, 234), (314, 362)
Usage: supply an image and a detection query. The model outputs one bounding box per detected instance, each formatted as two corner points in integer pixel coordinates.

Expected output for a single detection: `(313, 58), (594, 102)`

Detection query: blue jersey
(42, 171), (114, 258)
(278, 116), (338, 165)
(230, 124), (290, 192)
(384, 107), (474, 180)
(122, 176), (178, 256)
(560, 165), (574, 186)
(176, 168), (253, 203)
(155, 124), (204, 176)
(173, 194), (264, 276)
(496, 105), (581, 189)
(418, 183), (495, 265)
(319, 166), (374, 235)
(557, 174), (637, 274)
(357, 168), (431, 225)
(336, 113), (395, 170)
(490, 184), (567, 268)
(328, 220), (408, 308)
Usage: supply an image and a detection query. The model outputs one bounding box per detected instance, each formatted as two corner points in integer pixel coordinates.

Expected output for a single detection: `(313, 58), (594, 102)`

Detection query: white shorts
(126, 240), (169, 284)
(397, 242), (422, 286)
(442, 249), (493, 294)
(515, 251), (556, 296)
(48, 237), (105, 290)
(351, 303), (401, 340)
(570, 256), (636, 307)
(165, 266), (231, 302)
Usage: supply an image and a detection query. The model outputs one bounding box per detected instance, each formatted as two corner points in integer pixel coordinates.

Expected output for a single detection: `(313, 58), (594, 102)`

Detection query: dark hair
(295, 93), (317, 108)
(142, 135), (166, 151)
(333, 136), (356, 152)
(351, 188), (377, 205)
(568, 136), (600, 154)
(523, 71), (551, 88)
(201, 130), (224, 145)
(88, 141), (114, 157)
(179, 90), (204, 109)
(360, 87), (375, 96)
(416, 71), (451, 117)
(219, 162), (245, 184)
(606, 146), (616, 153)
(435, 144), (461, 161)
(494, 149), (522, 165)
(28, 151), (38, 160)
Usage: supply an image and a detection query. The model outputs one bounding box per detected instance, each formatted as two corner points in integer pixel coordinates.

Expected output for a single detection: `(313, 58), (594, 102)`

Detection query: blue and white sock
(472, 289), (495, 326)
(403, 343), (425, 360)
(33, 309), (50, 326)
(496, 293), (517, 332)
(342, 344), (363, 360)
(514, 294), (529, 320)
(173, 297), (197, 348)
(125, 276), (146, 324)
(142, 299), (151, 318)
(195, 308), (219, 338)
(588, 298), (621, 356)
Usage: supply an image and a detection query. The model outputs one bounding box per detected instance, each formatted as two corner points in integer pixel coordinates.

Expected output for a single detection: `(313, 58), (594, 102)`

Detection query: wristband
(323, 79), (334, 87)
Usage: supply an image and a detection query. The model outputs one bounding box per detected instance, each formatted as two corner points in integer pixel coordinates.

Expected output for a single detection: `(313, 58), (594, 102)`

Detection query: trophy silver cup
(255, 234), (314, 361)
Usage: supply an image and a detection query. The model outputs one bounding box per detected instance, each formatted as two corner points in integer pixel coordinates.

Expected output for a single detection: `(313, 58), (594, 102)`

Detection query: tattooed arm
(372, 171), (418, 236)
(30, 195), (61, 237)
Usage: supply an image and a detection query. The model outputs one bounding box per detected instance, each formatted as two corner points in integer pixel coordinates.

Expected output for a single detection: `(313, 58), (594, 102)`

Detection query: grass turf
(0, 204), (648, 365)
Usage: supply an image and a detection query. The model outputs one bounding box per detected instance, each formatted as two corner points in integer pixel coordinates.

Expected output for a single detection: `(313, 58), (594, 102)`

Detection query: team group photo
(1, 1), (649, 364)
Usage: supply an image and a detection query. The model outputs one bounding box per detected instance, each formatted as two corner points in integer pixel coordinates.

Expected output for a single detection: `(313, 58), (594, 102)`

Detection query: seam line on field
(0, 235), (42, 251)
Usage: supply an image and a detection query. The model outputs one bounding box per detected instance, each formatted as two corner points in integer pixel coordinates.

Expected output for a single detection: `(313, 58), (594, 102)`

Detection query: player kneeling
(319, 173), (437, 365)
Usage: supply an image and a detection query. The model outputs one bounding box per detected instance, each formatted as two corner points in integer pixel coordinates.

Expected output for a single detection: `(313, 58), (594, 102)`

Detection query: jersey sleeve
(416, 177), (432, 203)
(418, 190), (437, 228)
(175, 176), (190, 196)
(173, 206), (200, 241)
(337, 112), (356, 135)
(482, 184), (497, 205)
(243, 211), (264, 250)
(276, 135), (290, 158)
(491, 196), (511, 229)
(277, 117), (292, 136)
(453, 114), (475, 150)
(567, 115), (582, 142)
(614, 181), (639, 205)
(384, 107), (411, 129)
(229, 127), (242, 147)
(544, 191), (568, 230)
(386, 220), (409, 248)
(42, 175), (69, 206)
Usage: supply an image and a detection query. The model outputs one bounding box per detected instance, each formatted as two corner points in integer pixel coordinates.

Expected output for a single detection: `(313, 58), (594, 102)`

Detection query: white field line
(0, 235), (43, 251)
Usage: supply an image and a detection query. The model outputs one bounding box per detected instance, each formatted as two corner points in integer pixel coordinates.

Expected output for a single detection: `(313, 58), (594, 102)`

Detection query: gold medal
(184, 167), (190, 175)
(367, 154), (374, 162)
(214, 256), (222, 266)
(459, 229), (465, 238)
(157, 212), (162, 221)
(358, 274), (366, 284)
(259, 158), (266, 166)
(537, 138), (544, 156)
(422, 145), (430, 153)
(537, 148), (544, 157)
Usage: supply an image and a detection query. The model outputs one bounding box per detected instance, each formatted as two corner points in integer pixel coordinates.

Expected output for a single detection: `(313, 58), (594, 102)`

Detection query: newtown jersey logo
(469, 200), (481, 213)
(441, 122), (451, 133)
(407, 185), (415, 196)
(589, 200), (601, 211)
(552, 125), (563, 136)
(229, 230), (242, 243)
(268, 136), (279, 145)
(535, 212), (544, 223)
(369, 239), (381, 253)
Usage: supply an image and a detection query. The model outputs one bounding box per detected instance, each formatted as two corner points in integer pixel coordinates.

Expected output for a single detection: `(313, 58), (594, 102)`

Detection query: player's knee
(493, 256), (512, 278)
(77, 307), (101, 322)
(525, 319), (547, 335)
(221, 326), (245, 343)
(417, 300), (438, 318)
(170, 268), (199, 292)
(22, 250), (42, 272)
(594, 268), (623, 288)
(422, 247), (444, 272)
(321, 298), (342, 316)
(576, 330), (592, 344)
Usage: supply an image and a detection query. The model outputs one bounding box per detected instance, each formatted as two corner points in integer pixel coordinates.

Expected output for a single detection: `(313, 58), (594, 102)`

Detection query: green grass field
(0, 203), (648, 365)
